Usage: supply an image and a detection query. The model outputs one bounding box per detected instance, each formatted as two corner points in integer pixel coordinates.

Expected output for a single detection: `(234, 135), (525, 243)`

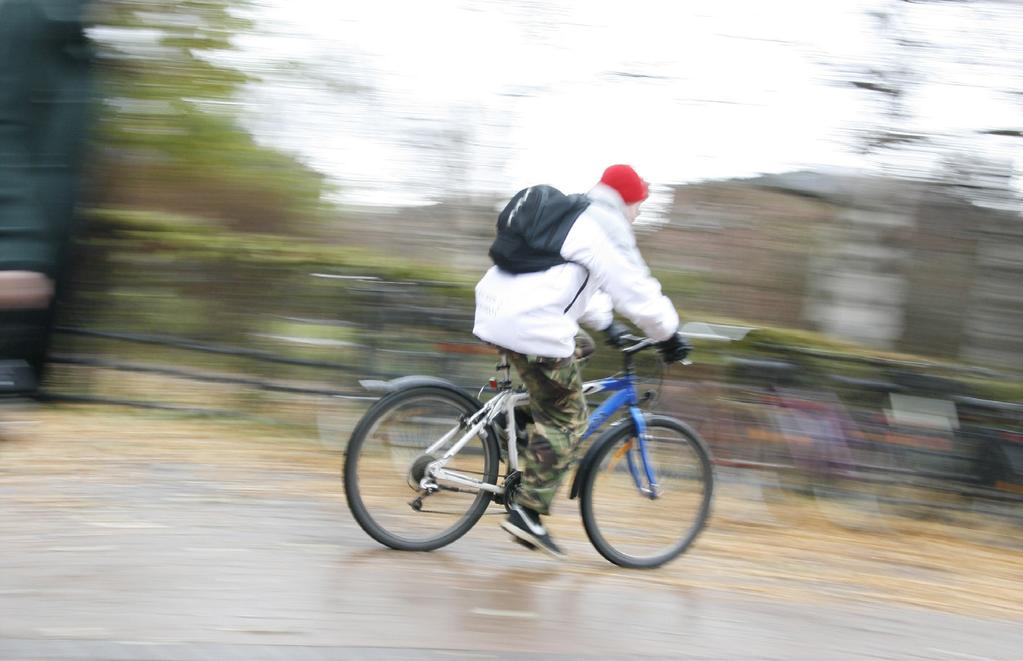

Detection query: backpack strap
(562, 266), (590, 313)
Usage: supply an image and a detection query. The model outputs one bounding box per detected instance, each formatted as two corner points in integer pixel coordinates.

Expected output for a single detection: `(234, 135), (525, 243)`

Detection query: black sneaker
(510, 536), (538, 552)
(501, 504), (565, 559)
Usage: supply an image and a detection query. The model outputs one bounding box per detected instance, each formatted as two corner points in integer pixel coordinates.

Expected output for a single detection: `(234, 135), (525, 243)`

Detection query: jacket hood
(587, 183), (630, 214)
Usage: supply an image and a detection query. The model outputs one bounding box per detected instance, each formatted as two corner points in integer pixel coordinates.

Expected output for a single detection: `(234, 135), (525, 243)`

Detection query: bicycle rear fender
(347, 377), (487, 455)
(359, 375), (469, 395)
(356, 376), (484, 420)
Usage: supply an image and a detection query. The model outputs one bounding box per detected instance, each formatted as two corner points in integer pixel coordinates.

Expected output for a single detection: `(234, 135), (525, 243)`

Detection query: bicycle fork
(584, 389), (661, 500)
(626, 406), (661, 499)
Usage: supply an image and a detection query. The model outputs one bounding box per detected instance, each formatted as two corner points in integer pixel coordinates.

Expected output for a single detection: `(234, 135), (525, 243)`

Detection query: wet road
(1, 408), (1021, 660)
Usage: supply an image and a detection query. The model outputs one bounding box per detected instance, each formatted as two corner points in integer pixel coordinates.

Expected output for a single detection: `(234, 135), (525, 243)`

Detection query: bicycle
(343, 334), (714, 568)
(705, 358), (915, 530)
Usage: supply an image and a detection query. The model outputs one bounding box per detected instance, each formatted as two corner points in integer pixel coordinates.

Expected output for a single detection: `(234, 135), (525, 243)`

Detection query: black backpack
(488, 185), (590, 274)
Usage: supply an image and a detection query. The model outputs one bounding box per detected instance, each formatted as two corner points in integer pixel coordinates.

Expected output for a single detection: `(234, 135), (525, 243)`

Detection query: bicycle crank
(497, 470), (522, 512)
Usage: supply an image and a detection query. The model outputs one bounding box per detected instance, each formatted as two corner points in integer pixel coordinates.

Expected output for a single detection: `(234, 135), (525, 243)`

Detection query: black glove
(602, 320), (630, 348)
(656, 332), (692, 363)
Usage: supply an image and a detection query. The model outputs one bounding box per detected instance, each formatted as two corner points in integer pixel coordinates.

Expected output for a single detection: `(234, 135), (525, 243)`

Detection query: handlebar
(617, 334), (694, 372)
(620, 334), (657, 355)
(616, 322), (751, 365)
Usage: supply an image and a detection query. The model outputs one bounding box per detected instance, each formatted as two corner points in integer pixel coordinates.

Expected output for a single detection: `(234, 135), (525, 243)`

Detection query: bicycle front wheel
(580, 416), (714, 568)
(343, 385), (500, 551)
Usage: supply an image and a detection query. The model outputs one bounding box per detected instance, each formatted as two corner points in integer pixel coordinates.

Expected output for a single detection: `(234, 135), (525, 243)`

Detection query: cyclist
(473, 164), (690, 557)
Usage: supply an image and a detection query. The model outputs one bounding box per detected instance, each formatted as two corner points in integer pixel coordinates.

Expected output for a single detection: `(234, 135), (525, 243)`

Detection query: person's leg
(509, 353), (587, 513)
(0, 272), (52, 395)
(501, 351), (587, 556)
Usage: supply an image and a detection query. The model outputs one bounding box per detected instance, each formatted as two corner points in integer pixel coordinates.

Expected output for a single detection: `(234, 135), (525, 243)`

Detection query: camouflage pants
(505, 351), (588, 515)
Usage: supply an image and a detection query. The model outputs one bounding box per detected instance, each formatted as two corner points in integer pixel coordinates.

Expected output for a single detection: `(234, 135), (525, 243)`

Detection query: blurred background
(38, 0), (1019, 503)
(1, 0), (1021, 655)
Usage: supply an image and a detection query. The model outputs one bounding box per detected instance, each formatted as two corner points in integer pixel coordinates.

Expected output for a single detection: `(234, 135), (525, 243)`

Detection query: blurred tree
(845, 1), (929, 159)
(841, 0), (1021, 185)
(88, 0), (331, 233)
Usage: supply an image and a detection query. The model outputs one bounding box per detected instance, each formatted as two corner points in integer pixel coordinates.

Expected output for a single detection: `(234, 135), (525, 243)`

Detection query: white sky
(234, 0), (1023, 207)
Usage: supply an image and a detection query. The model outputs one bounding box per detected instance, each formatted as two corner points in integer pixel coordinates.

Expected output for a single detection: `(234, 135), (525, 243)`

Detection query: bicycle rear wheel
(580, 416), (714, 568)
(343, 385), (500, 551)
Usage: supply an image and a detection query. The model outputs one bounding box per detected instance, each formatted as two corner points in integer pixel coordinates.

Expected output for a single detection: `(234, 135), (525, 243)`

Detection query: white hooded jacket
(473, 183), (678, 358)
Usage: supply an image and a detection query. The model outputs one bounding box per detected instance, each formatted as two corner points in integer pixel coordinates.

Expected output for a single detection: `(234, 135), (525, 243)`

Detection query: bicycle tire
(579, 415), (714, 568)
(343, 385), (500, 551)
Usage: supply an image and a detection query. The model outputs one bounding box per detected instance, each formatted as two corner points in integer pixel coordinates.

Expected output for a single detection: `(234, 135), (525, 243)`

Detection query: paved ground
(1, 406), (1021, 660)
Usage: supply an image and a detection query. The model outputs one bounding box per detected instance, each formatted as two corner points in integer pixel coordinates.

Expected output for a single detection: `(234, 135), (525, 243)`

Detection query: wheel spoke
(344, 388), (499, 551)
(582, 418), (713, 568)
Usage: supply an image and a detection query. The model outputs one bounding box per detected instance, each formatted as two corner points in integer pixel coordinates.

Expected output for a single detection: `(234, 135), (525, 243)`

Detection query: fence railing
(42, 325), (490, 415)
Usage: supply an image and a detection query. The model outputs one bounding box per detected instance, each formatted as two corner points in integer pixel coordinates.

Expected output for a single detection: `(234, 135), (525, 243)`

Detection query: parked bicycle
(704, 357), (907, 529)
(343, 333), (714, 568)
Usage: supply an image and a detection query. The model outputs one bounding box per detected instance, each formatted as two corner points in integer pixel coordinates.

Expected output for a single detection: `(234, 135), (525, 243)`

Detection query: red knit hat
(599, 164), (649, 204)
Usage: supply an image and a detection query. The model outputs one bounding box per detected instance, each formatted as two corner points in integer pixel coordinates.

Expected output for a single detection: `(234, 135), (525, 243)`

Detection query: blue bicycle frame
(581, 373), (658, 498)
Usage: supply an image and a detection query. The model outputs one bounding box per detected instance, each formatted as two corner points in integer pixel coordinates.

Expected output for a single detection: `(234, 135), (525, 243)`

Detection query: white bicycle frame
(419, 378), (608, 496)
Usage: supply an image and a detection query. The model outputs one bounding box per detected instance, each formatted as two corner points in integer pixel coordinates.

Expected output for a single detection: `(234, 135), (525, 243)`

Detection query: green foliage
(85, 208), (477, 289)
(89, 1), (332, 231)
(651, 268), (704, 301)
